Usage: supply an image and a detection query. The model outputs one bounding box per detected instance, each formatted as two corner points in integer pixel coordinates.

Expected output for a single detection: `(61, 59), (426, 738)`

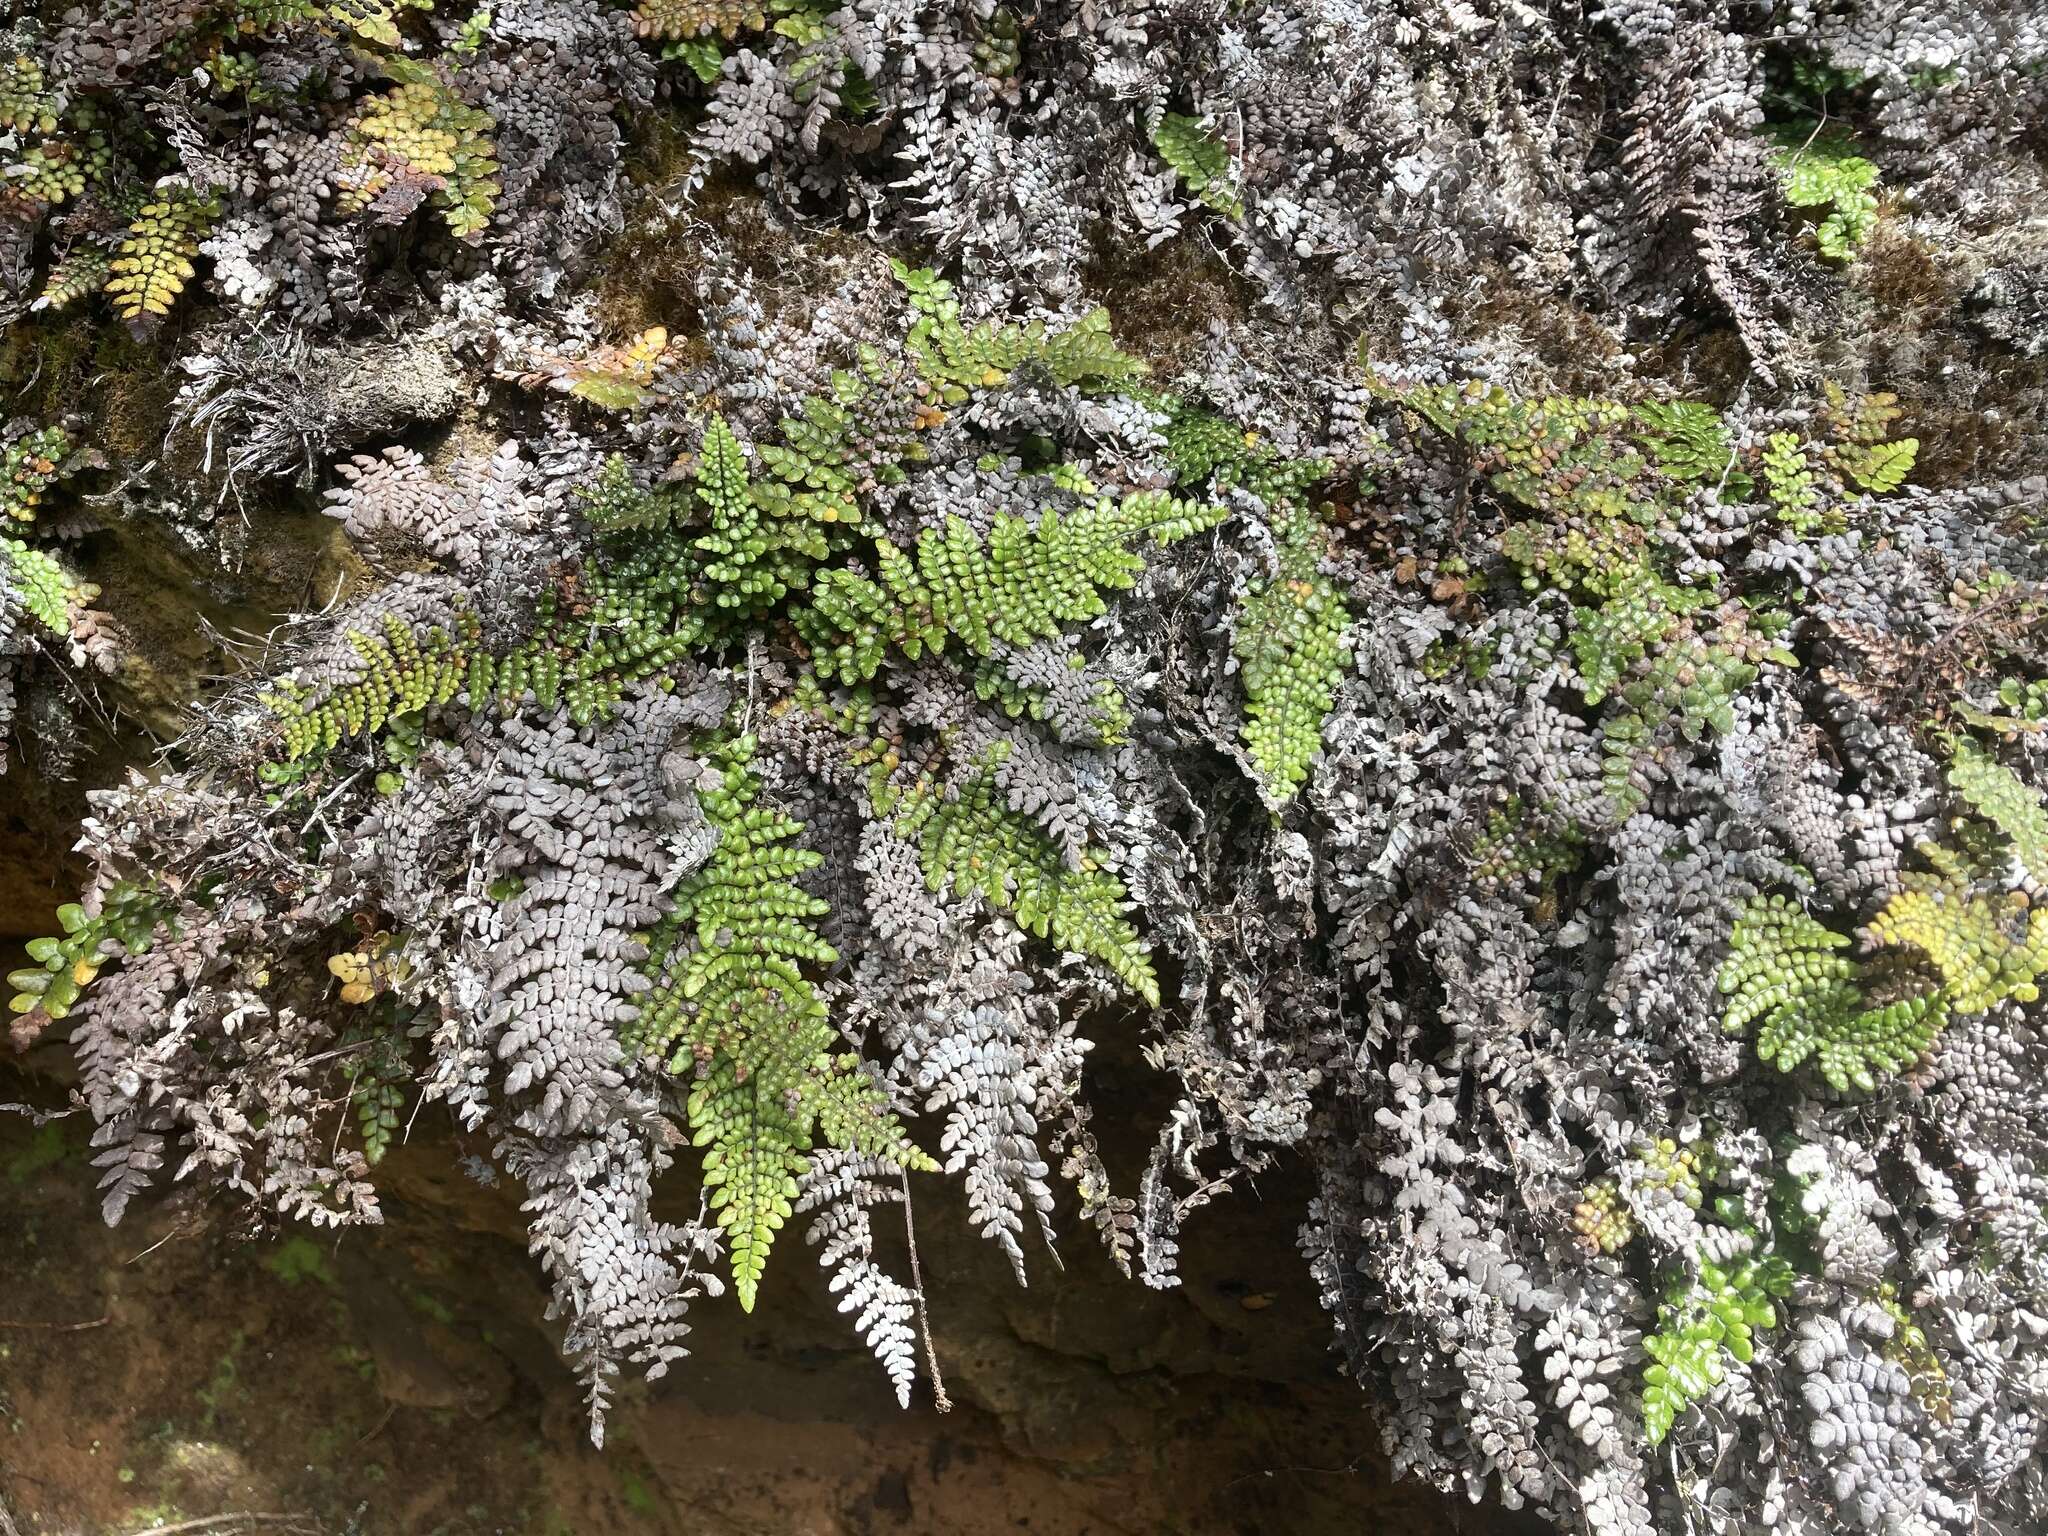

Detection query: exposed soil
(0, 1076), (1521, 1536)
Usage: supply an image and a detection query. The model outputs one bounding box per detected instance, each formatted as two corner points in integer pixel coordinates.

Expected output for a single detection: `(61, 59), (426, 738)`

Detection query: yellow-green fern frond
(631, 0), (766, 38)
(636, 736), (930, 1308)
(105, 188), (219, 332)
(1234, 507), (1351, 805)
(343, 77), (500, 240)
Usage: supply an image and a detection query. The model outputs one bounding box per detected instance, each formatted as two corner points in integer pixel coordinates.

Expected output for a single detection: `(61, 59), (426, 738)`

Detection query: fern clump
(1, 535), (86, 636)
(1722, 735), (2048, 1090)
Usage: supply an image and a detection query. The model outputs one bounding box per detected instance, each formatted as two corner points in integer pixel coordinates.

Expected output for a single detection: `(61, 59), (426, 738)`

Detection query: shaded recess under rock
(0, 1073), (1517, 1536)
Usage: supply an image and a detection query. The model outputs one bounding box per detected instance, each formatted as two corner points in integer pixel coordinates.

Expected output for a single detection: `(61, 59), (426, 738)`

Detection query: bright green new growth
(1234, 512), (1351, 805)
(1642, 1251), (1794, 1445)
(1152, 112), (1243, 218)
(8, 885), (165, 1023)
(1719, 894), (1947, 1091)
(892, 260), (1146, 395)
(892, 761), (1160, 1006)
(686, 413), (829, 619)
(1762, 433), (1826, 532)
(2, 536), (80, 635)
(1868, 879), (2048, 1015)
(797, 490), (1226, 683)
(1721, 741), (2048, 1089)
(632, 736), (930, 1310)
(1945, 734), (2048, 876)
(1769, 122), (1881, 261)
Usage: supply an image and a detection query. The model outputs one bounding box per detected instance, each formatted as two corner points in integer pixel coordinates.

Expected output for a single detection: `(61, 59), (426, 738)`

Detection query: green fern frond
(969, 652), (1132, 746)
(580, 456), (679, 535)
(891, 768), (1159, 1004)
(1234, 512), (1351, 805)
(1769, 122), (1880, 261)
(105, 188), (220, 333)
(1633, 402), (1736, 486)
(690, 413), (827, 614)
(342, 75), (500, 240)
(0, 53), (58, 136)
(271, 608), (482, 759)
(690, 1061), (806, 1311)
(2, 536), (81, 634)
(798, 492), (1224, 683)
(1643, 1254), (1793, 1445)
(1719, 895), (1947, 1090)
(635, 736), (930, 1309)
(631, 0), (766, 39)
(892, 261), (1146, 395)
(1946, 736), (2048, 876)
(8, 884), (165, 1023)
(1762, 433), (1826, 532)
(31, 246), (112, 314)
(1837, 436), (1917, 494)
(1152, 112), (1242, 218)
(1868, 886), (2048, 1014)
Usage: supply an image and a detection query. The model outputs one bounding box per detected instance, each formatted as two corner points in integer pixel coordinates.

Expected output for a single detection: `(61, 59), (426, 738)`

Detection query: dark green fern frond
(1633, 402), (1739, 488)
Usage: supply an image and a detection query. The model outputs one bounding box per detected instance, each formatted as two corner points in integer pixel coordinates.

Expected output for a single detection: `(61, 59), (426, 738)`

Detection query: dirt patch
(0, 1083), (1524, 1536)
